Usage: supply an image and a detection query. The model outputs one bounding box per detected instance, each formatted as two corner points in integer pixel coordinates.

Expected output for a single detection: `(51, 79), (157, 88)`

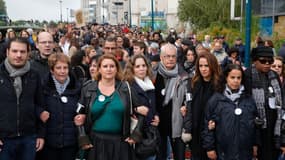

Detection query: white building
(81, 0), (97, 23)
(130, 0), (179, 29)
(83, 0), (180, 29)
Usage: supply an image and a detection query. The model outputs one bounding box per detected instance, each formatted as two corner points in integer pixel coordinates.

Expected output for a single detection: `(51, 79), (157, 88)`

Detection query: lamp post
(151, 0), (154, 31)
(244, 0), (251, 68)
(102, 0), (105, 23)
(129, 0), (132, 27)
(66, 8), (69, 23)
(59, 0), (63, 22)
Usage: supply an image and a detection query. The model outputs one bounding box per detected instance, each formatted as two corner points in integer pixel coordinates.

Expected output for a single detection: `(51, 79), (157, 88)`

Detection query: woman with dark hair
(265, 40), (276, 55)
(221, 47), (242, 71)
(70, 50), (90, 83)
(124, 54), (160, 160)
(271, 56), (285, 88)
(202, 64), (258, 160)
(19, 30), (30, 38)
(183, 47), (197, 78)
(89, 55), (100, 80)
(184, 51), (221, 160)
(68, 38), (80, 57)
(75, 54), (149, 160)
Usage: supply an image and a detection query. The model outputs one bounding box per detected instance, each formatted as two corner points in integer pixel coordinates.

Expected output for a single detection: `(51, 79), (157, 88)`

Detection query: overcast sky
(5, 0), (80, 21)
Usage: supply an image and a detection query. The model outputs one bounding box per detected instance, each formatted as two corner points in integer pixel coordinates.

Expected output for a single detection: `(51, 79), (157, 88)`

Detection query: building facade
(252, 0), (285, 38)
(81, 0), (97, 23)
(86, 0), (180, 29)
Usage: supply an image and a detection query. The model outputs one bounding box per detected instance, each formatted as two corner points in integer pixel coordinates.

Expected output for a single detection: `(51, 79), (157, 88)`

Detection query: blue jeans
(145, 155), (156, 160)
(0, 135), (37, 160)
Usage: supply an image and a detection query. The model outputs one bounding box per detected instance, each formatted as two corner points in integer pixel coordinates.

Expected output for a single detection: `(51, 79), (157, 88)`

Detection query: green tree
(0, 0), (7, 15)
(178, 0), (240, 30)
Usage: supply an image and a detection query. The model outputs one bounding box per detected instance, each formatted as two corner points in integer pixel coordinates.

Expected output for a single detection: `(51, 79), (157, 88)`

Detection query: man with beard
(0, 38), (44, 160)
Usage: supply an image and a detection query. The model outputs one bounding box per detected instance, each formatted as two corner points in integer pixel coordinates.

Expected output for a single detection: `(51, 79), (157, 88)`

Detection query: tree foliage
(0, 0), (7, 15)
(178, 0), (240, 30)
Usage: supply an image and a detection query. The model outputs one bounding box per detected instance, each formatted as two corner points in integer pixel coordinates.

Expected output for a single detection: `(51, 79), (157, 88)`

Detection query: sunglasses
(272, 64), (282, 68)
(258, 58), (274, 64)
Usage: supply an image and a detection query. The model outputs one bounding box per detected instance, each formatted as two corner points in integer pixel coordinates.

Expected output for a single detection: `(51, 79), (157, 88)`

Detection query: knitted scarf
(251, 66), (283, 135)
(157, 62), (178, 106)
(134, 76), (155, 91)
(223, 85), (244, 105)
(52, 75), (70, 95)
(4, 58), (30, 100)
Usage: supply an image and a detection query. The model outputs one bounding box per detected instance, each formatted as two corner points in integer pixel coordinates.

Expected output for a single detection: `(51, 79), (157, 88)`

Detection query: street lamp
(151, 0), (154, 31)
(66, 8), (69, 23)
(59, 0), (63, 22)
(129, 0), (131, 27)
(102, 0), (105, 23)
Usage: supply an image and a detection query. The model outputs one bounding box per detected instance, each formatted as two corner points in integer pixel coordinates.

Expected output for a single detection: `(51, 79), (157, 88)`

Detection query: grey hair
(160, 43), (177, 56)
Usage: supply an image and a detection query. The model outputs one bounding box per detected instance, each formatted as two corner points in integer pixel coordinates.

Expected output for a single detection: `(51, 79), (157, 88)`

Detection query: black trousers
(41, 145), (78, 160)
(156, 135), (185, 160)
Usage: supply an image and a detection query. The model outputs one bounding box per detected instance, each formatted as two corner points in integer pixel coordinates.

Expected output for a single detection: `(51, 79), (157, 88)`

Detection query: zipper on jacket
(17, 98), (20, 136)
(235, 103), (240, 159)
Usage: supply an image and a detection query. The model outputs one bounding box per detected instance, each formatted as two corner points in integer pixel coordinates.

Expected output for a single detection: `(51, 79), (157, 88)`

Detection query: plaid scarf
(224, 85), (244, 105)
(52, 75), (70, 95)
(251, 66), (283, 135)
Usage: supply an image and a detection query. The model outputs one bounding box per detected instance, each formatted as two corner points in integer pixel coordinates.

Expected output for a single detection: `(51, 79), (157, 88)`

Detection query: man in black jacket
(30, 31), (55, 78)
(0, 38), (45, 160)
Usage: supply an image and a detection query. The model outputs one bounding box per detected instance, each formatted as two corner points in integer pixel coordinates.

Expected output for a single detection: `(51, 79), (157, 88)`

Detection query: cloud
(5, 0), (80, 21)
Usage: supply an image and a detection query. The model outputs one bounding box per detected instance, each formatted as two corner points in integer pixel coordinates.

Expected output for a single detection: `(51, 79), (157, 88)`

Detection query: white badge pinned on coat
(61, 96), (68, 103)
(98, 95), (105, 102)
(161, 88), (165, 96)
(234, 108), (242, 115)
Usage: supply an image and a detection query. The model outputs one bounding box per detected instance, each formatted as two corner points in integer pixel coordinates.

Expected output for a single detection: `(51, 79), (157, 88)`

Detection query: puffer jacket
(42, 72), (81, 148)
(202, 92), (257, 160)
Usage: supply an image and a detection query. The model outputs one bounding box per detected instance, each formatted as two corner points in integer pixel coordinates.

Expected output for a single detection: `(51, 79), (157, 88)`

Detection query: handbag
(126, 81), (138, 134)
(135, 126), (160, 158)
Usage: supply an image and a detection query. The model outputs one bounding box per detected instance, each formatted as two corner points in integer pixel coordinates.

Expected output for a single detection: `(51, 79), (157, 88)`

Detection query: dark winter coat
(42, 72), (81, 148)
(30, 53), (50, 79)
(130, 81), (157, 126)
(0, 63), (44, 139)
(183, 79), (215, 159)
(202, 92), (257, 160)
(244, 67), (285, 160)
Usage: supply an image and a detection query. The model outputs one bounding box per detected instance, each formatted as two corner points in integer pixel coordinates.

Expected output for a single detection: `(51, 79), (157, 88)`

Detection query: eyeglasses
(104, 47), (117, 50)
(164, 55), (177, 59)
(38, 41), (54, 45)
(258, 58), (274, 64)
(272, 64), (282, 68)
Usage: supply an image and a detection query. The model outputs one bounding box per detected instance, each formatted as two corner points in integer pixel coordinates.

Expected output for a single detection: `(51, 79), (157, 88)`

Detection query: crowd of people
(1, 23), (285, 160)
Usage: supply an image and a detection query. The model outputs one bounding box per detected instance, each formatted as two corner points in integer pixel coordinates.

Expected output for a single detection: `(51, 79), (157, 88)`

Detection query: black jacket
(42, 72), (81, 148)
(0, 63), (44, 139)
(130, 81), (157, 126)
(202, 92), (257, 160)
(30, 52), (50, 79)
(183, 79), (215, 159)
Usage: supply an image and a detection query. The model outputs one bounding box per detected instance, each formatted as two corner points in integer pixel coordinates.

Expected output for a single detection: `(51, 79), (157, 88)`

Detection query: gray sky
(5, 0), (80, 21)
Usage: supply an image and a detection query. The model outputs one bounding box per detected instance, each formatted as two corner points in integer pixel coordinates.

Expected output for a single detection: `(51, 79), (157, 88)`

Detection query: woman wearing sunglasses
(271, 56), (285, 88)
(243, 47), (285, 160)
